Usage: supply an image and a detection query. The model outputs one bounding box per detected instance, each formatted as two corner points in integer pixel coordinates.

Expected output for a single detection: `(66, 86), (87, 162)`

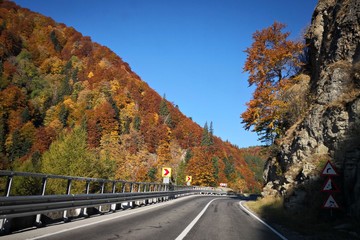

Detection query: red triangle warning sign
(323, 195), (340, 209)
(321, 178), (340, 192)
(321, 161), (338, 176)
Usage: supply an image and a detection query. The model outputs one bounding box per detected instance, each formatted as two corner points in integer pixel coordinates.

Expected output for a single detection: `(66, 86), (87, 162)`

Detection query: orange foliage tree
(186, 147), (216, 186)
(241, 22), (304, 143)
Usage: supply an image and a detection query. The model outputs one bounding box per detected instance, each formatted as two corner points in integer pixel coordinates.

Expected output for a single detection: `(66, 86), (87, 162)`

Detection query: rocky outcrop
(263, 0), (360, 218)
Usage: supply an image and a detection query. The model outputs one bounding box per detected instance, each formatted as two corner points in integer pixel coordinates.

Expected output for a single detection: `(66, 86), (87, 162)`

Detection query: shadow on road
(227, 193), (260, 201)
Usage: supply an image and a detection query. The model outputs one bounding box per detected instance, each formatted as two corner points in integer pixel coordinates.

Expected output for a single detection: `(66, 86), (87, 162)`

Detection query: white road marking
(175, 198), (222, 240)
(239, 201), (288, 240)
(25, 196), (197, 240)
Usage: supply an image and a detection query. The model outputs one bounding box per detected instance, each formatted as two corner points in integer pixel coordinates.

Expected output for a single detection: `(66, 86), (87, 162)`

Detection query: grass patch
(245, 196), (360, 239)
(245, 196), (288, 224)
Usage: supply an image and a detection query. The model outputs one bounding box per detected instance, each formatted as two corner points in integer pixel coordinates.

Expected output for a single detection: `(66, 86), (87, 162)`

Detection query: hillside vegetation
(0, 1), (265, 193)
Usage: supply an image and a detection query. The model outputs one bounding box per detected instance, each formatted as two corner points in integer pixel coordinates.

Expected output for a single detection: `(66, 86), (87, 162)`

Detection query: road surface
(4, 195), (286, 240)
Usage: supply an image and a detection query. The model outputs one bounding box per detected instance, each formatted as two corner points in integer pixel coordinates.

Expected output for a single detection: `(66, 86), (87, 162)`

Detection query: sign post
(162, 167), (172, 184)
(320, 160), (340, 217)
(186, 176), (192, 186)
(162, 167), (171, 178)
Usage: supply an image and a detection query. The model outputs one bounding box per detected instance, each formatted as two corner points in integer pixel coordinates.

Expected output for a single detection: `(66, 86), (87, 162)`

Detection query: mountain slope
(262, 0), (360, 219)
(0, 0), (264, 191)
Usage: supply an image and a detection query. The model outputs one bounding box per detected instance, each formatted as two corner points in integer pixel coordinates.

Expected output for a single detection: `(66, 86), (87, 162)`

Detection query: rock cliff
(263, 0), (360, 218)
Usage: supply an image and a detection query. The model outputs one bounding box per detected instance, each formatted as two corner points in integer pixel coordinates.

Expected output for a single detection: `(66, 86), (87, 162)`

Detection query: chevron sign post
(162, 168), (171, 178)
(162, 167), (171, 184)
(186, 176), (192, 186)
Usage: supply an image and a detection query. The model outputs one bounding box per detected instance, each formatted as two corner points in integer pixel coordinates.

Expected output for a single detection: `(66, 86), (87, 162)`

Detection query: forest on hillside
(0, 1), (266, 193)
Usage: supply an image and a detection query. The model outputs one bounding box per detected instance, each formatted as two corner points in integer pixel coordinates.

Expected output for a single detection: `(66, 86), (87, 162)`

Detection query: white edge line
(239, 201), (288, 240)
(175, 198), (221, 240)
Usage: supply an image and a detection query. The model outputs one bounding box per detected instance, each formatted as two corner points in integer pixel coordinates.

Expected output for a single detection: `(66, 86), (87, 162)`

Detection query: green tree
(147, 167), (157, 182)
(0, 114), (6, 153)
(209, 121), (214, 145)
(123, 117), (131, 134)
(159, 94), (173, 127)
(6, 129), (32, 162)
(58, 104), (69, 127)
(176, 160), (186, 185)
(21, 107), (31, 123)
(72, 67), (79, 83)
(159, 94), (169, 117)
(41, 127), (107, 194)
(201, 122), (209, 146)
(244, 154), (264, 183)
(133, 115), (141, 131)
(201, 122), (213, 146)
(59, 74), (72, 100)
(41, 127), (100, 189)
(223, 156), (235, 181)
(212, 156), (219, 181)
(50, 30), (62, 52)
(184, 149), (192, 164)
(12, 152), (42, 196)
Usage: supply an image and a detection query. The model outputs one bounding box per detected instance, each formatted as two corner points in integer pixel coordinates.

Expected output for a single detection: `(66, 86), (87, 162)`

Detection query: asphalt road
(4, 195), (286, 240)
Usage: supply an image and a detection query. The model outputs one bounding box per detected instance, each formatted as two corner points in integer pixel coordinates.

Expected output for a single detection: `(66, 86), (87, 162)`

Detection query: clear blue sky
(13, 0), (318, 148)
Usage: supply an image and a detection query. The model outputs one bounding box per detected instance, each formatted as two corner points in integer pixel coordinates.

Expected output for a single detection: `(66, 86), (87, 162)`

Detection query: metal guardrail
(0, 190), (195, 219)
(0, 171), (225, 234)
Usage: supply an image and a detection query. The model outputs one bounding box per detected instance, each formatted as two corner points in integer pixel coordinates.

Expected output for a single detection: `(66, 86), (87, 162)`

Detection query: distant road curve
(6, 195), (286, 240)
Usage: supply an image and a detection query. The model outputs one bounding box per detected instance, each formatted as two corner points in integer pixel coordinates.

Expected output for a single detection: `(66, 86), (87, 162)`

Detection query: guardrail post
(148, 184), (152, 204)
(121, 182), (126, 193)
(98, 182), (105, 212)
(63, 179), (72, 222)
(163, 184), (166, 200)
(35, 177), (47, 226)
(136, 183), (141, 206)
(120, 182), (126, 209)
(143, 183), (148, 205)
(157, 184), (161, 202)
(152, 184), (157, 203)
(81, 181), (90, 217)
(130, 183), (135, 208)
(4, 176), (12, 196)
(110, 181), (116, 212)
(0, 175), (13, 234)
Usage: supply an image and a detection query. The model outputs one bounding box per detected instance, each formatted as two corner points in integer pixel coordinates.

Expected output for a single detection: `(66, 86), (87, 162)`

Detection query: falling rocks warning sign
(321, 178), (340, 193)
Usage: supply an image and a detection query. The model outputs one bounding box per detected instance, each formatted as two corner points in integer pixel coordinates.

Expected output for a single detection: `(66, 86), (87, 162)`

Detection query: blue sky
(13, 0), (318, 148)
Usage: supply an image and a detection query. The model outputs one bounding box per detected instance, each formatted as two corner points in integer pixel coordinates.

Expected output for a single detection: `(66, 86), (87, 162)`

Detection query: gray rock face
(262, 0), (360, 218)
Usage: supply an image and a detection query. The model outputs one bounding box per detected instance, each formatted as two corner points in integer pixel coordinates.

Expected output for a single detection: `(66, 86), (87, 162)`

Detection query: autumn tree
(241, 22), (304, 143)
(186, 147), (216, 186)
